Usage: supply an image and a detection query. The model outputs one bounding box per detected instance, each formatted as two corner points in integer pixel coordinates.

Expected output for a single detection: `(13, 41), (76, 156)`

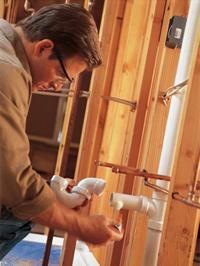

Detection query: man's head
(16, 3), (101, 91)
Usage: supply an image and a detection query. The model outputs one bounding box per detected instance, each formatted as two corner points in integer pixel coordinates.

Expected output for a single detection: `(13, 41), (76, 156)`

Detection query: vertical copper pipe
(42, 229), (54, 266)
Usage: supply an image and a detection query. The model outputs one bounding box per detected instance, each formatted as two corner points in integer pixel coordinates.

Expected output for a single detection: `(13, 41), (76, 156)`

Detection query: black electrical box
(165, 16), (187, 49)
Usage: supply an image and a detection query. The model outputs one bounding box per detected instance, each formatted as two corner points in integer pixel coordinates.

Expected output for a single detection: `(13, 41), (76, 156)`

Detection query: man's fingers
(108, 224), (124, 241)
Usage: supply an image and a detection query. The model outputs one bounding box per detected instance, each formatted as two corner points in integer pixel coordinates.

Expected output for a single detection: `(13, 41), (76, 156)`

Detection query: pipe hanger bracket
(172, 191), (200, 209)
(159, 79), (188, 106)
(144, 178), (169, 194)
(101, 96), (137, 112)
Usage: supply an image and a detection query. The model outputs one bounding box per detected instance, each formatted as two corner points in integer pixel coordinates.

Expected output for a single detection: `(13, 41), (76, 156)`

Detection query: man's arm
(31, 200), (123, 245)
(0, 65), (56, 219)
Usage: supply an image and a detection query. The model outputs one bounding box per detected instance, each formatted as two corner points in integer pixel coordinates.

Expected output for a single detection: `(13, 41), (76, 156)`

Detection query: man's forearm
(31, 199), (123, 245)
(31, 200), (82, 236)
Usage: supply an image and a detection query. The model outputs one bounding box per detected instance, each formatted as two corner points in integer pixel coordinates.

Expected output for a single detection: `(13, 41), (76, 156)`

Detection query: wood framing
(75, 0), (126, 179)
(110, 0), (167, 264)
(59, 1), (125, 264)
(55, 80), (81, 177)
(158, 14), (200, 266)
(88, 1), (166, 265)
(6, 0), (200, 265)
(0, 1), (5, 17)
(116, 1), (189, 266)
(43, 78), (82, 266)
(3, 0), (21, 22)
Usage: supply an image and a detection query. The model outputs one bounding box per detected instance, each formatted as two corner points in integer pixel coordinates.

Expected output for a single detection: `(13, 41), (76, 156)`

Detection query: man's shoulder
(0, 62), (31, 115)
(0, 20), (30, 74)
(0, 62), (29, 89)
(0, 28), (22, 68)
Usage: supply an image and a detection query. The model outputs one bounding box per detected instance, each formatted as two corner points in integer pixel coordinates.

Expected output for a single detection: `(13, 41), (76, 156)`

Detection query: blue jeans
(0, 206), (33, 260)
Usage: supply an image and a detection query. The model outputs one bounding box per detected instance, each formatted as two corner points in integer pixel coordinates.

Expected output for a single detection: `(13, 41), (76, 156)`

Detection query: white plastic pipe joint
(51, 175), (106, 209)
(110, 192), (157, 218)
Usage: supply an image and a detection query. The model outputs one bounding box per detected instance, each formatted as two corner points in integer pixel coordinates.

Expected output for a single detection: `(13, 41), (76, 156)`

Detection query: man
(0, 3), (123, 259)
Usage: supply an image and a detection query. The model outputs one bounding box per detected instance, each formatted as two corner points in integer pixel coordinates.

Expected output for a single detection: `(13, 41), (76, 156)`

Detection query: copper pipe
(144, 178), (169, 194)
(95, 161), (171, 181)
(42, 229), (54, 266)
(172, 192), (200, 209)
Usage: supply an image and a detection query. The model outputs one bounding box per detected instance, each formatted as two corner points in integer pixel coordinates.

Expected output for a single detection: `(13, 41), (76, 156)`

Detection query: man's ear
(33, 39), (54, 57)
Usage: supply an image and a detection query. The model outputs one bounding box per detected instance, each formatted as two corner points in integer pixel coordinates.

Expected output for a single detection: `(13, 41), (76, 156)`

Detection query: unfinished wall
(3, 0), (200, 265)
(72, 1), (200, 266)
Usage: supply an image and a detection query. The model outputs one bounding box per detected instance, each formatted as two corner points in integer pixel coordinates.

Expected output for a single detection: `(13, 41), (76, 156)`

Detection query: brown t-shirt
(0, 19), (56, 220)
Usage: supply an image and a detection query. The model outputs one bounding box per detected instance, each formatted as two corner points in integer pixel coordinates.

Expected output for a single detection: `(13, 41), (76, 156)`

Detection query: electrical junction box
(165, 16), (187, 49)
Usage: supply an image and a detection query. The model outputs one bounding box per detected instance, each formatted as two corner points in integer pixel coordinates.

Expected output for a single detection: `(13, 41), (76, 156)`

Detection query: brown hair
(17, 3), (102, 69)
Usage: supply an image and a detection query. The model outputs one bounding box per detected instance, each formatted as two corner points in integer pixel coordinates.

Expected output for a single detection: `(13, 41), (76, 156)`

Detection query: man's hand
(73, 195), (93, 211)
(66, 179), (92, 210)
(77, 214), (123, 245)
(32, 200), (123, 246)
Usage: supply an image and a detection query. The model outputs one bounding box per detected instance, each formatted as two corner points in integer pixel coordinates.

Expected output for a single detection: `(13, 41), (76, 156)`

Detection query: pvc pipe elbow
(50, 175), (86, 208)
(75, 177), (106, 196)
(51, 175), (106, 209)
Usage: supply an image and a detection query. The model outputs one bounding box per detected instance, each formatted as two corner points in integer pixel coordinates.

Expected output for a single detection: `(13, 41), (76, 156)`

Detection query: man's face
(30, 40), (87, 91)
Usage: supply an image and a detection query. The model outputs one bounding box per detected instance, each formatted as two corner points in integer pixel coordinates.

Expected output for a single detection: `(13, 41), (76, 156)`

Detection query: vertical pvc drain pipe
(143, 1), (200, 265)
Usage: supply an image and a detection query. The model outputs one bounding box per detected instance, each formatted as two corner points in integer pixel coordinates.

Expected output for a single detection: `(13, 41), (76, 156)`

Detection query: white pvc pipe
(110, 193), (157, 219)
(143, 1), (200, 265)
(51, 175), (106, 209)
(74, 177), (106, 196)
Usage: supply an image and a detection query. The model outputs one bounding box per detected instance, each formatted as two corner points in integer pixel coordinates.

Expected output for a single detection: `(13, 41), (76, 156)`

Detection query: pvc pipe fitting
(110, 193), (157, 218)
(51, 175), (106, 209)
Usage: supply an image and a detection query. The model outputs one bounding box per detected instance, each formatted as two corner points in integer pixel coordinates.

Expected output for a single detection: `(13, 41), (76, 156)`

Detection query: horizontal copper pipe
(172, 192), (200, 209)
(95, 161), (171, 181)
